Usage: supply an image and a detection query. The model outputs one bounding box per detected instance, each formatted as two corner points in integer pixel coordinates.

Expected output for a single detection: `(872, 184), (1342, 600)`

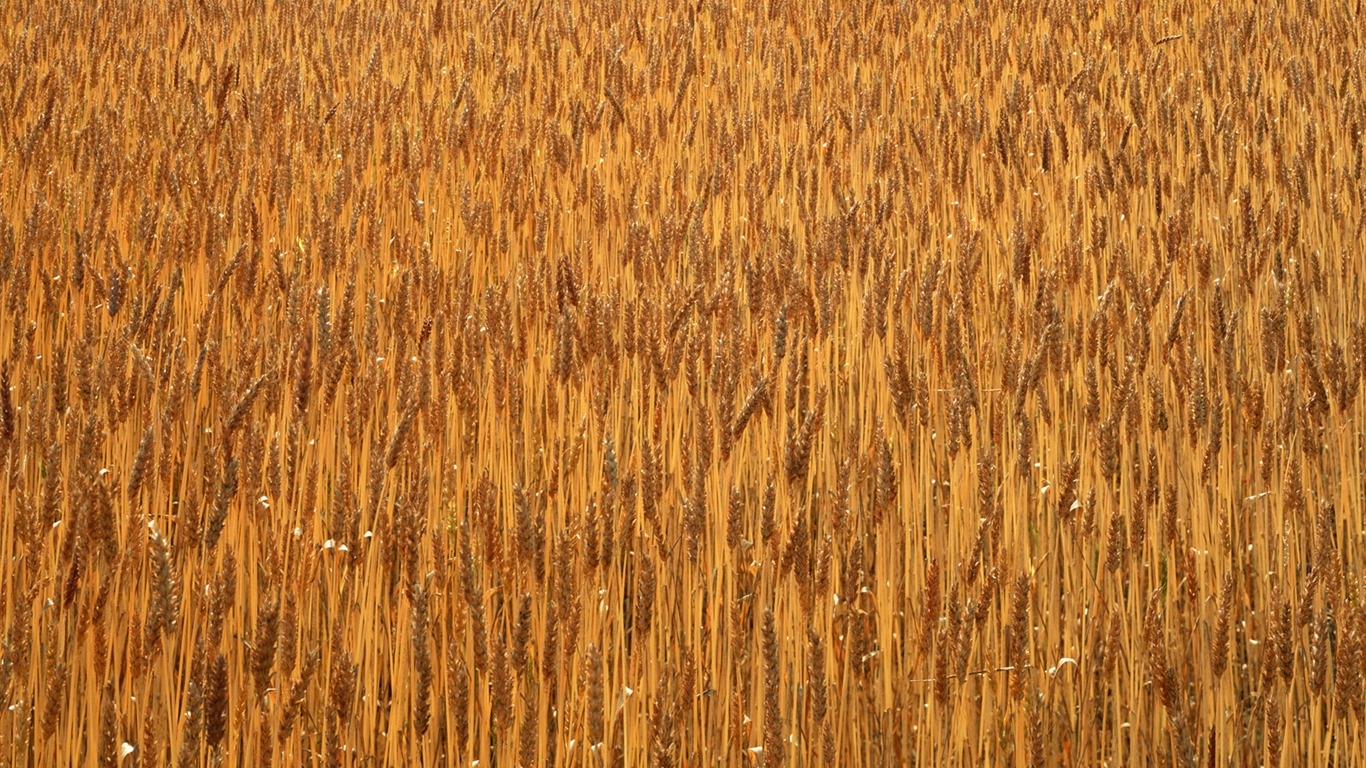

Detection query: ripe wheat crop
(1, 0), (1364, 765)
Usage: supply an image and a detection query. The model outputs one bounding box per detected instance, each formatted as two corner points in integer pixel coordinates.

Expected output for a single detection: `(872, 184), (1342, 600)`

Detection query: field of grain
(1, 0), (1364, 765)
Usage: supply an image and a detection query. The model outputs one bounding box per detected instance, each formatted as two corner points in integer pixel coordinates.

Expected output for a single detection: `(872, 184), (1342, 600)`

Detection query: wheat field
(1, 0), (1364, 765)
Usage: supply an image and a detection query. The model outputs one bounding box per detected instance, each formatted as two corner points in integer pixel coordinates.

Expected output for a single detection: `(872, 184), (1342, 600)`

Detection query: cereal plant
(0, 0), (1363, 765)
